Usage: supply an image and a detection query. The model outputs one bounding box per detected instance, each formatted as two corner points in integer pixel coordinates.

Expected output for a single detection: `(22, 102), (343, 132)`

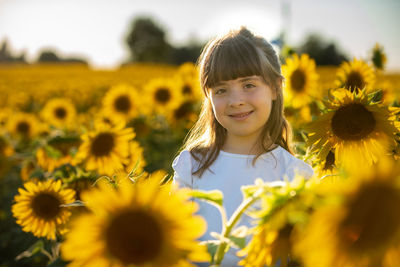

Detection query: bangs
(204, 37), (264, 88)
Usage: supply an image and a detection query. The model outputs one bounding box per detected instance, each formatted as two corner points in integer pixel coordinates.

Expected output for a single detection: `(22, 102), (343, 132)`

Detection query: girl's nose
(228, 91), (245, 107)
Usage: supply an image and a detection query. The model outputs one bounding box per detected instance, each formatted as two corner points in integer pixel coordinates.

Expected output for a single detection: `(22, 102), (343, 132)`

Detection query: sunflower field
(1, 43), (400, 267)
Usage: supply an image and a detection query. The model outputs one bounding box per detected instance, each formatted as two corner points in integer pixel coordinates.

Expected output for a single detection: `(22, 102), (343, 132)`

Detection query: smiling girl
(172, 27), (313, 266)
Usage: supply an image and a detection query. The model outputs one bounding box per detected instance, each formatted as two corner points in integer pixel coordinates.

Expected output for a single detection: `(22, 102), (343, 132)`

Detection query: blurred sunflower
(119, 140), (146, 176)
(282, 54), (319, 108)
(142, 77), (183, 117)
(371, 43), (387, 71)
(175, 74), (202, 102)
(170, 100), (199, 127)
(36, 137), (81, 172)
(61, 177), (210, 266)
(40, 98), (77, 129)
(335, 58), (376, 93)
(74, 122), (135, 175)
(294, 160), (400, 267)
(12, 179), (76, 240)
(177, 62), (200, 80)
(238, 178), (313, 267)
(102, 83), (140, 121)
(306, 88), (399, 170)
(7, 112), (40, 139)
(0, 136), (14, 157)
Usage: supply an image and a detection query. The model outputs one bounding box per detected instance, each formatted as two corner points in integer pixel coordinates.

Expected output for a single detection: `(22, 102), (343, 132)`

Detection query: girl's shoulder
(270, 146), (314, 180)
(172, 150), (196, 188)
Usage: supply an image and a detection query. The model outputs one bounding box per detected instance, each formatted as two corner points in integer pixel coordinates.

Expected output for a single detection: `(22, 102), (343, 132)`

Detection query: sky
(0, 0), (399, 71)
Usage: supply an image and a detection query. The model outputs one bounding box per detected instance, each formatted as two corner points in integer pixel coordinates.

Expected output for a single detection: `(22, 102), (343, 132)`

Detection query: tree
(125, 17), (172, 63)
(297, 33), (348, 66)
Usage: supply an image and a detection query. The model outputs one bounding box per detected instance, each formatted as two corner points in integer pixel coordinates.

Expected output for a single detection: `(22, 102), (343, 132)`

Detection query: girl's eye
(214, 88), (226, 95)
(244, 83), (255, 89)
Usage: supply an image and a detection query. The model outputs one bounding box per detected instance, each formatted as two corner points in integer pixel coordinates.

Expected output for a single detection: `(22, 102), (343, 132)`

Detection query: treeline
(0, 16), (348, 66)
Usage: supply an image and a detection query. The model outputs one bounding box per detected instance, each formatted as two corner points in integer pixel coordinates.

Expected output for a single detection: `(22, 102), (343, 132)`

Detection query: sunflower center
(54, 107), (67, 119)
(90, 133), (115, 157)
(290, 69), (306, 92)
(323, 151), (336, 170)
(345, 71), (365, 93)
(114, 95), (131, 113)
(17, 121), (30, 135)
(340, 183), (400, 253)
(331, 103), (376, 140)
(174, 101), (192, 120)
(31, 192), (61, 220)
(105, 210), (163, 265)
(182, 85), (192, 95)
(154, 88), (171, 104)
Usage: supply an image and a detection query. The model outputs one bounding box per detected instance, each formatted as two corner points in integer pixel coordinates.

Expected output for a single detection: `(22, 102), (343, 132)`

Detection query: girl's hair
(182, 26), (293, 177)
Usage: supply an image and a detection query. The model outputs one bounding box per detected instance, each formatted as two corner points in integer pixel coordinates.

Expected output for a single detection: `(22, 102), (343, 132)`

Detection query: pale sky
(0, 0), (399, 71)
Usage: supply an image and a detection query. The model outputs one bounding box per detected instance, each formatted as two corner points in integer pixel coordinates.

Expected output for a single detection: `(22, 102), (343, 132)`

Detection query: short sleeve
(286, 158), (314, 180)
(172, 150), (193, 188)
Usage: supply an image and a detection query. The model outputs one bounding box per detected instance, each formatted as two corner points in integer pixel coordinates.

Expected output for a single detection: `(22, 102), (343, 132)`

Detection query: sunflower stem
(212, 187), (266, 266)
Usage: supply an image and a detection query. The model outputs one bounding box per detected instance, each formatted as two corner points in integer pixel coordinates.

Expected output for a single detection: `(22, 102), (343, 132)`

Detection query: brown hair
(182, 27), (293, 177)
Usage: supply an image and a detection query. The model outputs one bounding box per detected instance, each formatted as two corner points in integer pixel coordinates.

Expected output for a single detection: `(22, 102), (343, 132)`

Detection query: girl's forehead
(213, 75), (263, 86)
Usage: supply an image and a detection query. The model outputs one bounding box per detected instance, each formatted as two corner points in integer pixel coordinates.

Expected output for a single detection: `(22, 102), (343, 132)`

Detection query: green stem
(212, 187), (265, 266)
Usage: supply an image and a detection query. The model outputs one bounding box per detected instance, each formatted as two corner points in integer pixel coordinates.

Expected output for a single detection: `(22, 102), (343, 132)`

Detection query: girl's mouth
(229, 111), (253, 120)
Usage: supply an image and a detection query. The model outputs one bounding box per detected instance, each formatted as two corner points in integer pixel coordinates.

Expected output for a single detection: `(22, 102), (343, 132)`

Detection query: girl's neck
(222, 135), (269, 155)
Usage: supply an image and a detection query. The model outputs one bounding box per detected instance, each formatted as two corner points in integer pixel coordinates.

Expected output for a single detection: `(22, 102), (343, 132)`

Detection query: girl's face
(208, 75), (276, 144)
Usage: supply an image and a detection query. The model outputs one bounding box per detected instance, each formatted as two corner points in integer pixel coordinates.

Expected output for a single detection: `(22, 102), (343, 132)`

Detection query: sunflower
(11, 179), (76, 240)
(40, 98), (77, 129)
(74, 122), (135, 176)
(7, 112), (40, 139)
(0, 136), (14, 157)
(36, 136), (80, 172)
(61, 177), (210, 266)
(102, 83), (140, 122)
(238, 178), (314, 267)
(293, 159), (400, 267)
(282, 54), (319, 108)
(174, 72), (202, 102)
(371, 43), (387, 71)
(306, 88), (399, 170)
(117, 140), (146, 177)
(335, 58), (376, 93)
(142, 77), (183, 118)
(169, 100), (199, 128)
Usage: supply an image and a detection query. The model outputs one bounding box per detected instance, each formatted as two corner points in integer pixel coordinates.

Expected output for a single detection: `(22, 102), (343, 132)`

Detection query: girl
(172, 27), (314, 266)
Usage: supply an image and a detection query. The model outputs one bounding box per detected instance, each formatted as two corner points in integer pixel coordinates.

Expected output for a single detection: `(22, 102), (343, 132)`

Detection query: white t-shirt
(172, 146), (314, 266)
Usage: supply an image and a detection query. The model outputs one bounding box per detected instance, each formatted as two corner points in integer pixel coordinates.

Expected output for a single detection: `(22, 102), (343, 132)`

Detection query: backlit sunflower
(61, 177), (210, 266)
(11, 179), (76, 240)
(335, 58), (376, 93)
(306, 88), (399, 170)
(293, 160), (400, 267)
(238, 178), (314, 267)
(282, 54), (319, 108)
(7, 112), (40, 139)
(74, 122), (135, 176)
(142, 77), (183, 117)
(102, 83), (140, 121)
(40, 98), (77, 129)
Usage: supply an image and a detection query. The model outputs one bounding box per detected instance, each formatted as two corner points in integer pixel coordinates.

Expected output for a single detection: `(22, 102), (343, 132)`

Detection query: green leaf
(200, 240), (220, 260)
(190, 190), (223, 207)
